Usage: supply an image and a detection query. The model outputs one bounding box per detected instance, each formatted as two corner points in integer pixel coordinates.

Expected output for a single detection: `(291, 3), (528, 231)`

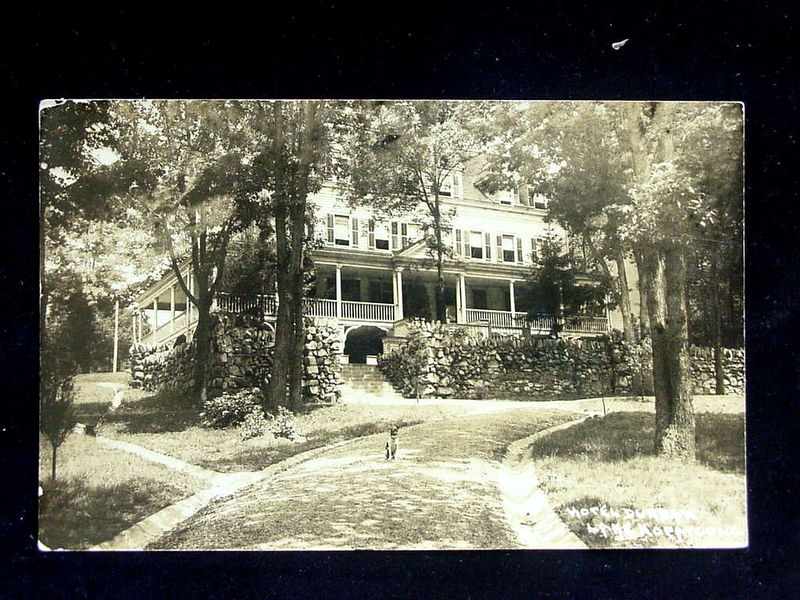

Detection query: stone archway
(343, 326), (388, 364)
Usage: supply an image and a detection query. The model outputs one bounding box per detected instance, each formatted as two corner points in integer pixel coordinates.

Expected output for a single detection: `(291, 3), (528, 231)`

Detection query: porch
(133, 259), (610, 348)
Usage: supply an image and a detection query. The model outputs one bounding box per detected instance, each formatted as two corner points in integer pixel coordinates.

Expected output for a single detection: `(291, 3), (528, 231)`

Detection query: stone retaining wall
(378, 321), (744, 399)
(130, 312), (343, 402)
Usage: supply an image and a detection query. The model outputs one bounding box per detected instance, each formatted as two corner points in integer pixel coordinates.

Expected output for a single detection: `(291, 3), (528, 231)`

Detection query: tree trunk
(634, 249), (650, 339)
(268, 201), (291, 410)
(711, 247), (726, 394)
(287, 205), (306, 409)
(641, 248), (671, 442)
(192, 302), (212, 404)
(657, 245), (696, 459)
(51, 443), (57, 481)
(615, 248), (636, 344)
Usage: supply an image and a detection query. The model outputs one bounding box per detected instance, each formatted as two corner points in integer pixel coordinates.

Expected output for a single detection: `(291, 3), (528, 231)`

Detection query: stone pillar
(336, 265), (342, 319)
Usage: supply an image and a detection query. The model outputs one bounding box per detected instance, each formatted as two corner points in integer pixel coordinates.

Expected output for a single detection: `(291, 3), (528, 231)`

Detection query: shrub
(200, 388), (262, 429)
(268, 406), (295, 440)
(238, 407), (269, 441)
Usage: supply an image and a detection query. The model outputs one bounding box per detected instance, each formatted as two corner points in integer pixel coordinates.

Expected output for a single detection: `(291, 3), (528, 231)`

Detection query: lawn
(529, 401), (747, 548)
(101, 390), (481, 472)
(39, 433), (204, 550)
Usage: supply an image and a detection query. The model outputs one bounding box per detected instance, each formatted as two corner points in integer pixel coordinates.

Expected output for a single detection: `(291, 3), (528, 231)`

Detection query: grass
(102, 391), (487, 472)
(38, 434), (203, 549)
(529, 406), (747, 548)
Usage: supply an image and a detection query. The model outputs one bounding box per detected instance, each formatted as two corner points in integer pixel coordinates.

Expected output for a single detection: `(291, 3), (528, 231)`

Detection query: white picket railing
(463, 308), (607, 334)
(341, 300), (395, 322)
(214, 292), (394, 322)
(304, 298), (338, 318)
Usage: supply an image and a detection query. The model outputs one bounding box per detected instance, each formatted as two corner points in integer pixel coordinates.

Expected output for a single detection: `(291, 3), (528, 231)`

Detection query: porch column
(335, 265), (342, 319)
(458, 273), (467, 323)
(132, 307), (138, 344)
(170, 285), (176, 333)
(509, 280), (516, 315)
(152, 298), (158, 331)
(394, 268), (404, 321)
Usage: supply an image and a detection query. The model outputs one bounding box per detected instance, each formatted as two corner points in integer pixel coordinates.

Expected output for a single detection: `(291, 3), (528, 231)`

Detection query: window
(368, 279), (393, 304)
(530, 237), (544, 262)
(531, 193), (549, 210)
(470, 231), (484, 259)
(501, 235), (516, 263)
(334, 215), (350, 246)
(369, 220), (390, 251)
(472, 289), (488, 310)
(496, 189), (516, 205)
(437, 172), (462, 198)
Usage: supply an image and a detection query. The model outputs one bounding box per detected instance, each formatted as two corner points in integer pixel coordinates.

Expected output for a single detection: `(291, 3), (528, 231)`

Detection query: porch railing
(341, 300), (395, 322)
(463, 308), (607, 334)
(214, 292), (395, 322)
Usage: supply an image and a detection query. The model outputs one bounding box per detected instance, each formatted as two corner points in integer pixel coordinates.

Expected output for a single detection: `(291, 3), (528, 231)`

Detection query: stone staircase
(340, 363), (408, 404)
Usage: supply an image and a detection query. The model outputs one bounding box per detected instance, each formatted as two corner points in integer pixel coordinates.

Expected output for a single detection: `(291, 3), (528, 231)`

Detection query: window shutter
(496, 235), (503, 263)
(530, 238), (537, 262)
(519, 184), (529, 206)
(516, 237), (523, 263)
(455, 229), (462, 256)
(391, 221), (398, 250)
(368, 219), (375, 249)
(484, 232), (492, 261)
(401, 222), (408, 248)
(463, 229), (471, 258)
(351, 217), (359, 247)
(453, 172), (462, 198)
(326, 214), (334, 244)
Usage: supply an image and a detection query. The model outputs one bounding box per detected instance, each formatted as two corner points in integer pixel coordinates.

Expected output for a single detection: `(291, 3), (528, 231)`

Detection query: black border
(4, 3), (799, 598)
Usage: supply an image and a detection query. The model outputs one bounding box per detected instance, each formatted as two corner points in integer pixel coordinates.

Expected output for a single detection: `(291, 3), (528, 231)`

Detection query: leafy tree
(40, 333), (78, 482)
(343, 101), (481, 322)
(613, 101), (742, 458)
(479, 102), (637, 343)
(517, 235), (610, 336)
(108, 100), (258, 402)
(239, 101), (333, 409)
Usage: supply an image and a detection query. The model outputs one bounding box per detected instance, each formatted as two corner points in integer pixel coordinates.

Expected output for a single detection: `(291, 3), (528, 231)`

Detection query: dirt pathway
(151, 409), (578, 550)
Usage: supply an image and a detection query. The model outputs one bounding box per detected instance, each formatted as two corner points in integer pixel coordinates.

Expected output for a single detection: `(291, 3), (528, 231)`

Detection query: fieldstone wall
(130, 312), (343, 402)
(378, 321), (744, 399)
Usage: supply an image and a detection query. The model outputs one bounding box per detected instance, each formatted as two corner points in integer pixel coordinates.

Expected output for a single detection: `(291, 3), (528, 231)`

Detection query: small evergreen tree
(518, 236), (610, 336)
(40, 338), (78, 481)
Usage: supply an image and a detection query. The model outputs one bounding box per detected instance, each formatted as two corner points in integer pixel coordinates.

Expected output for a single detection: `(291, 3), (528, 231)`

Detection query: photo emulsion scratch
(39, 100), (745, 550)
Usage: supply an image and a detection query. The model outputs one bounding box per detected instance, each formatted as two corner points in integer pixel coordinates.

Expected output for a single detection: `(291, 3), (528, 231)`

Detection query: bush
(200, 388), (262, 429)
(268, 406), (295, 440)
(238, 408), (269, 441)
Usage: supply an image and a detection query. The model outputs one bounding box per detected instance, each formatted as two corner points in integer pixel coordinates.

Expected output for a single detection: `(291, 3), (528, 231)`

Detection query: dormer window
(430, 171), (462, 198)
(531, 192), (549, 210)
(496, 189), (517, 205)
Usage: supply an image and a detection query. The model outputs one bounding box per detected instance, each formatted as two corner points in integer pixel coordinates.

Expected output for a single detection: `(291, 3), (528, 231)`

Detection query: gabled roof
(394, 238), (428, 260)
